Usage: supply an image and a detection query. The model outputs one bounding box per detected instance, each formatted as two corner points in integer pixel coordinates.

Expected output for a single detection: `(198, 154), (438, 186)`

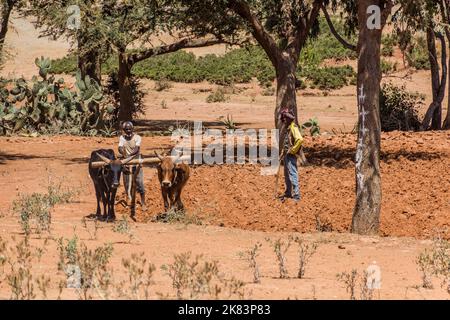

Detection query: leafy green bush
(406, 36), (430, 70)
(154, 78), (172, 91)
(381, 34), (397, 57)
(380, 83), (424, 131)
(381, 59), (397, 74)
(206, 88), (228, 103)
(301, 117), (320, 136)
(302, 65), (355, 90)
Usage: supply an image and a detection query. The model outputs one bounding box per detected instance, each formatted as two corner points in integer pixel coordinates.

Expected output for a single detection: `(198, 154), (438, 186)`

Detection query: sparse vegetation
(337, 269), (375, 300)
(81, 217), (100, 241)
(116, 252), (156, 299)
(314, 213), (333, 232)
(302, 65), (356, 90)
(0, 235), (52, 300)
(161, 252), (246, 299)
(405, 36), (430, 70)
(13, 180), (76, 235)
(154, 79), (172, 92)
(112, 215), (136, 243)
(49, 17), (357, 91)
(239, 242), (262, 283)
(381, 59), (398, 75)
(293, 237), (318, 279)
(265, 237), (293, 279)
(261, 86), (276, 96)
(416, 236), (450, 293)
(381, 34), (397, 57)
(156, 208), (202, 226)
(206, 88), (228, 103)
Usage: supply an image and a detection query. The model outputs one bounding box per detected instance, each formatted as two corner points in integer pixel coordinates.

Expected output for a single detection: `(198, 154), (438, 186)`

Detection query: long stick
(273, 150), (286, 199)
(90, 155), (191, 168)
(274, 123), (288, 199)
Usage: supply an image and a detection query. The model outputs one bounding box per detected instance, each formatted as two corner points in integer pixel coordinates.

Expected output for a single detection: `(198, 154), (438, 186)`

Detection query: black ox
(88, 149), (135, 221)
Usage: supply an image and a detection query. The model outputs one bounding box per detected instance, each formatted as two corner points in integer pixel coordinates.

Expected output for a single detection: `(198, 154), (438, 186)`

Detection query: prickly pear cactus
(0, 58), (115, 136)
(35, 56), (52, 80)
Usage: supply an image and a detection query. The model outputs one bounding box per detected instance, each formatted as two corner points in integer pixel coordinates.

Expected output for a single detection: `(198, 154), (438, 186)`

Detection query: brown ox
(155, 152), (190, 211)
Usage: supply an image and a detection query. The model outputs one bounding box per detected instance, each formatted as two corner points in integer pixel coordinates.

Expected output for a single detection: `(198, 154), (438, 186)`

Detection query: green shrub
(380, 83), (424, 131)
(154, 79), (172, 91)
(381, 34), (397, 57)
(406, 36), (430, 70)
(302, 65), (355, 90)
(262, 86), (276, 96)
(301, 117), (320, 136)
(206, 88), (228, 103)
(381, 59), (397, 74)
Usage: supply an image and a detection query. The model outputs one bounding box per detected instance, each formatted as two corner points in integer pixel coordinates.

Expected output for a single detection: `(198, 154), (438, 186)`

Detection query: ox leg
(94, 184), (102, 218)
(168, 189), (176, 210)
(174, 190), (184, 211)
(162, 188), (169, 211)
(107, 189), (117, 222)
(100, 191), (108, 220)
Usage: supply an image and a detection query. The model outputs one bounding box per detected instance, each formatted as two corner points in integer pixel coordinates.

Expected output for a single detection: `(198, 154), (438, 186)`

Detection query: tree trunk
(0, 0), (14, 54)
(443, 30), (450, 129)
(274, 54), (298, 129)
(443, 2), (450, 130)
(117, 51), (134, 123)
(422, 27), (447, 130)
(351, 0), (385, 235)
(77, 33), (102, 84)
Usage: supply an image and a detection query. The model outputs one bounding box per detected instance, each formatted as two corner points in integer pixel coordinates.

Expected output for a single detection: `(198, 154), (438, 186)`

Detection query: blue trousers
(284, 153), (300, 200)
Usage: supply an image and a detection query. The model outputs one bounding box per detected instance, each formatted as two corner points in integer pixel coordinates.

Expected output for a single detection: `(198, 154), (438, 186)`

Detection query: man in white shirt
(118, 121), (147, 211)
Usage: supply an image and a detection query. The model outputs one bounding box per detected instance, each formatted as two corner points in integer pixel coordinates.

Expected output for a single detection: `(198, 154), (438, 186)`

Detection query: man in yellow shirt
(279, 108), (303, 203)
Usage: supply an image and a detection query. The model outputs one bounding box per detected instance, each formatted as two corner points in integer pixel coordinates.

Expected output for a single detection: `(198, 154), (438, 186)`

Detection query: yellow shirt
(288, 122), (303, 155)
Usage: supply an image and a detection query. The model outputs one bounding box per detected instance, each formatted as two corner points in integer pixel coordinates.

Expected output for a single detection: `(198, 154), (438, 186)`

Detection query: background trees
(179, 0), (325, 130)
(25, 0), (105, 84)
(394, 0), (450, 130)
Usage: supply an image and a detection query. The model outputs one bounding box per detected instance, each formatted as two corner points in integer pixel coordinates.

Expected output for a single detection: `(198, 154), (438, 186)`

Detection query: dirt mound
(116, 131), (450, 239)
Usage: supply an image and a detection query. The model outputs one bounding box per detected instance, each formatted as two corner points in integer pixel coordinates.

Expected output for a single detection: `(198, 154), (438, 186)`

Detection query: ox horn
(154, 151), (164, 161)
(121, 154), (138, 165)
(96, 153), (112, 165)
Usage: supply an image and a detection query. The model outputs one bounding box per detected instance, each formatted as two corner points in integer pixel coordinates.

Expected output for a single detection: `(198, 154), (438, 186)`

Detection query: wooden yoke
(89, 155), (191, 168)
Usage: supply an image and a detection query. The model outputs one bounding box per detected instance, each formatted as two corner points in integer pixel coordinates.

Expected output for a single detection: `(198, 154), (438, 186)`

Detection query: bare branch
(228, 0), (280, 66)
(321, 4), (356, 52)
(128, 37), (223, 65)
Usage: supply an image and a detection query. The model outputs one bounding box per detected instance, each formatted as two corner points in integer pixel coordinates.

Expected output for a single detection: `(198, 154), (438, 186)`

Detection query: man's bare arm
(118, 146), (125, 157)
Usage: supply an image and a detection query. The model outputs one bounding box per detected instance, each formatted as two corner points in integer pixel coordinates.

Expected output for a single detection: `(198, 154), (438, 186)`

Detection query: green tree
(24, 0), (104, 84)
(179, 0), (325, 130)
(394, 0), (448, 130)
(0, 0), (25, 66)
(92, 0), (222, 122)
